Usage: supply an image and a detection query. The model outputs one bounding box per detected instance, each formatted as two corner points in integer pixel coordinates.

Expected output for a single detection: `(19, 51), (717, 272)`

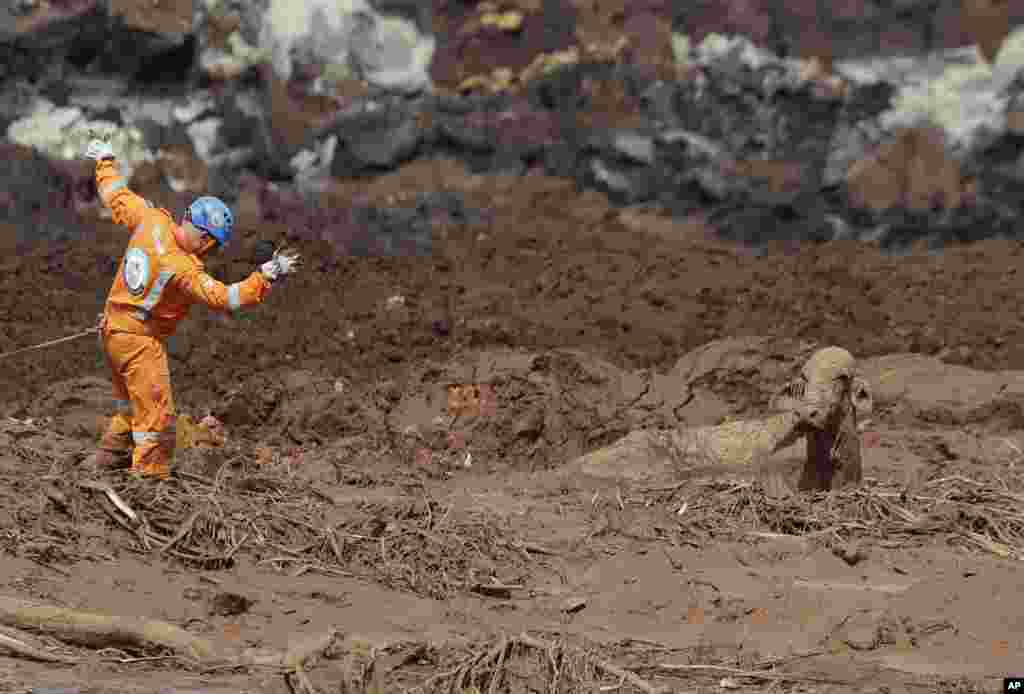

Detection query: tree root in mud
(648, 475), (1024, 561)
(403, 633), (667, 694)
(67, 470), (530, 600)
(0, 596), (342, 694)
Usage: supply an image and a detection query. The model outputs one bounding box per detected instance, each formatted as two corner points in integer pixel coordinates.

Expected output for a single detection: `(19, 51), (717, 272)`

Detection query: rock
(186, 118), (224, 164)
(292, 134), (338, 192)
(6, 100), (153, 181)
(837, 25), (1024, 152)
(259, 0), (434, 94)
(173, 92), (219, 126)
(330, 102), (421, 173)
(610, 131), (656, 165)
(589, 159), (633, 196)
(216, 90), (266, 152)
(673, 41), (843, 170)
(824, 120), (886, 187)
(0, 0), (101, 50)
(657, 129), (724, 160)
(348, 6), (435, 93)
(639, 80), (682, 127)
(1, 0), (196, 84)
(430, 98), (561, 173)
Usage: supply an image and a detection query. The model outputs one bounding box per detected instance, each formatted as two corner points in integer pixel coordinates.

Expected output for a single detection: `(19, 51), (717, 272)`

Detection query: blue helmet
(186, 196), (234, 247)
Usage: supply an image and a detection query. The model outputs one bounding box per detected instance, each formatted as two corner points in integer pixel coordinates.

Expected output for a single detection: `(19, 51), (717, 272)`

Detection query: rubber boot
(130, 436), (173, 481)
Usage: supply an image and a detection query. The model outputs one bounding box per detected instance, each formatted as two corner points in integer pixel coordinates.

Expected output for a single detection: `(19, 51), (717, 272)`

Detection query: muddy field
(3, 160), (1024, 693)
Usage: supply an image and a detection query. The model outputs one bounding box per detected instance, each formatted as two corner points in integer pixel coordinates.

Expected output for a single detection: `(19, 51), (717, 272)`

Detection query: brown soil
(2, 158), (1024, 691)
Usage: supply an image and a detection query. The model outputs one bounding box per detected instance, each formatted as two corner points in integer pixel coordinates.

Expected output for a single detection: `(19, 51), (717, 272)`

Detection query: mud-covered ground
(2, 154), (1024, 692)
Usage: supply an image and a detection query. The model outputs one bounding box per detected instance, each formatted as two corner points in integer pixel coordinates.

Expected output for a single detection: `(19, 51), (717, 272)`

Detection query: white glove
(260, 247), (302, 282)
(84, 138), (115, 161)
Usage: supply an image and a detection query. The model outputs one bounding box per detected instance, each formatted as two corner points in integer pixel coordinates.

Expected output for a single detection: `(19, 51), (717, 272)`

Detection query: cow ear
(850, 376), (873, 416)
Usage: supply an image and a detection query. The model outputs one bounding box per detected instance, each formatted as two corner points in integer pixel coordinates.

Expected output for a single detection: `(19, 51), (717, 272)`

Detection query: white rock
(173, 93), (216, 125)
(293, 134), (338, 195)
(7, 102), (152, 180)
(123, 98), (176, 127)
(591, 159), (631, 193)
(290, 148), (319, 173)
(232, 90), (264, 118)
(259, 0), (433, 93)
(7, 102), (81, 147)
(350, 13), (435, 93)
(186, 117), (223, 162)
(837, 26), (1024, 151)
(199, 48), (251, 80)
(671, 33), (690, 66)
(261, 0), (369, 81)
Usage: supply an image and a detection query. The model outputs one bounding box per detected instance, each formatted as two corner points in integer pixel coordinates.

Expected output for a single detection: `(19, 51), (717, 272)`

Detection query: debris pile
(2, 3), (1024, 254)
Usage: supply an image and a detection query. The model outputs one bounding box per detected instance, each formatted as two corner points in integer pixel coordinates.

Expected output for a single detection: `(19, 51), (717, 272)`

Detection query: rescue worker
(83, 134), (302, 480)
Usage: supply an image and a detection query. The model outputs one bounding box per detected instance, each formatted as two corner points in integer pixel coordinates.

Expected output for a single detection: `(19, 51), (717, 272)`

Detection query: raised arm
(84, 136), (149, 231)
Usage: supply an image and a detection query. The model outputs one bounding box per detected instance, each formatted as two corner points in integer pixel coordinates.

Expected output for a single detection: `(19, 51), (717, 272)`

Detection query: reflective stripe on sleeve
(139, 270), (175, 313)
(113, 399), (132, 411)
(132, 431), (160, 444)
(152, 225), (165, 255)
(227, 283), (241, 311)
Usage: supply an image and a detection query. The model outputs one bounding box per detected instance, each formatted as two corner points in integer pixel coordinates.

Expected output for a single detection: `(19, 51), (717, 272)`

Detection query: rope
(0, 327), (99, 362)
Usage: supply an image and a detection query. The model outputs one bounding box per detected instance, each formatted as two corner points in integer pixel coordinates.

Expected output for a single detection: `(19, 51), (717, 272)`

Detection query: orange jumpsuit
(95, 159), (272, 479)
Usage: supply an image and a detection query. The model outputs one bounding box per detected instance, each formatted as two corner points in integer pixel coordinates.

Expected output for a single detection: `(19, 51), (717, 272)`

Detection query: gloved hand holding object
(84, 139), (114, 161)
(261, 247), (302, 282)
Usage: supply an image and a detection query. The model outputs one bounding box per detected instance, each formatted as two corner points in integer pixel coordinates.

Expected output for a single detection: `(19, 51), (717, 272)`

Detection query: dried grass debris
(654, 475), (1024, 560)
